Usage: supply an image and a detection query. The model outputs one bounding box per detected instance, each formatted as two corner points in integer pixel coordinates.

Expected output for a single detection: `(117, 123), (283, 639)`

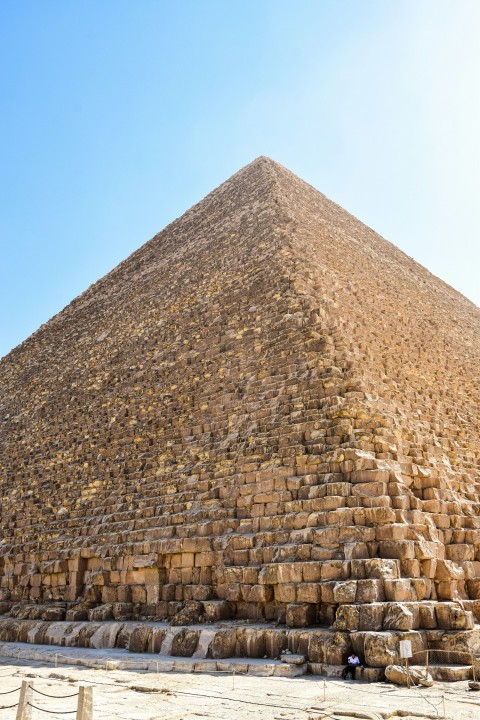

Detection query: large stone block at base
(286, 603), (316, 628)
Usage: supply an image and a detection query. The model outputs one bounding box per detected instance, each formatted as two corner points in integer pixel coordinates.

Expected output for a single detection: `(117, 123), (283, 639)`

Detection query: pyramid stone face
(1, 157), (480, 632)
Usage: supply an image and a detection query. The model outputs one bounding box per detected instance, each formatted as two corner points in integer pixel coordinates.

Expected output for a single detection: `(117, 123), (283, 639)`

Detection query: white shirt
(348, 655), (360, 665)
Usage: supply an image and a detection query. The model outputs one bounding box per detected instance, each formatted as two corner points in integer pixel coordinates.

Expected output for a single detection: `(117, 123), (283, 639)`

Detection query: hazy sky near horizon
(1, 0), (479, 358)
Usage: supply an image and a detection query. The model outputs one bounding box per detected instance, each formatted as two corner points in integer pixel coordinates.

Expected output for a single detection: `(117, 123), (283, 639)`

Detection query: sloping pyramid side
(260, 161), (480, 630)
(0, 157), (479, 634)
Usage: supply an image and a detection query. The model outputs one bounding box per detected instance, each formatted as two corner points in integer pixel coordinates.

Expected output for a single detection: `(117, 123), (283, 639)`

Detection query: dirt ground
(1, 655), (480, 720)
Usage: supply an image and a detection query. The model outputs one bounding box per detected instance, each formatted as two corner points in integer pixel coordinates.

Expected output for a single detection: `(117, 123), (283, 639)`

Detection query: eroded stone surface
(385, 664), (434, 686)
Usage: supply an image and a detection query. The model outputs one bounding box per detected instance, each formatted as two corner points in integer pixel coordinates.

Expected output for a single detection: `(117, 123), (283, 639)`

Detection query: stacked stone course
(0, 157), (479, 649)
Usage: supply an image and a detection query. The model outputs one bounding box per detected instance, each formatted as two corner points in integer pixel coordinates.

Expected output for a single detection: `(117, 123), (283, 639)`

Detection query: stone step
(423, 664), (473, 682)
(0, 642), (307, 677)
(0, 616), (478, 682)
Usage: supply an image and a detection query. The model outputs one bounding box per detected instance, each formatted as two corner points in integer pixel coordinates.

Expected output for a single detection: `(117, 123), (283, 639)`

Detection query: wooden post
(323, 679), (326, 702)
(15, 681), (32, 720)
(76, 686), (93, 720)
(442, 691), (446, 720)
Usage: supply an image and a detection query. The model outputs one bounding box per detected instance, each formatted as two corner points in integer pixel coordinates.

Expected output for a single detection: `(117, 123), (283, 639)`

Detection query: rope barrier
(0, 687), (21, 695)
(32, 687), (79, 698)
(27, 702), (77, 714)
(0, 704), (19, 710)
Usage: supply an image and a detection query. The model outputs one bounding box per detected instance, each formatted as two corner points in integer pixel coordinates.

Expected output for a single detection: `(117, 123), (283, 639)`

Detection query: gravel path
(1, 654), (480, 720)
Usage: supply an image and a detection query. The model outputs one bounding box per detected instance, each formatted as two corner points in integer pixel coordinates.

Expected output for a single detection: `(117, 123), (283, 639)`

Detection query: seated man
(342, 652), (361, 680)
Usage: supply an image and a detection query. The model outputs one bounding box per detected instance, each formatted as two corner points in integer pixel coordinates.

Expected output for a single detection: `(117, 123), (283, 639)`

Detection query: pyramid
(1, 157), (480, 651)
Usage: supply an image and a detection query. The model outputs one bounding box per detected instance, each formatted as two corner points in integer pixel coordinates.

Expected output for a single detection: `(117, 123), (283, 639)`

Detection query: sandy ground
(1, 654), (480, 720)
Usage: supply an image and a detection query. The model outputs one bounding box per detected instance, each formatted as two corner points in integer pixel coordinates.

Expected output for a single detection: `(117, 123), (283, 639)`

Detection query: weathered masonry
(0, 158), (479, 663)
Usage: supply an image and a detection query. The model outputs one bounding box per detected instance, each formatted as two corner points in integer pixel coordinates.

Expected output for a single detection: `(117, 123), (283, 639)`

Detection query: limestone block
(356, 579), (385, 603)
(88, 604), (114, 621)
(351, 482), (387, 497)
(195, 552), (215, 567)
(334, 605), (359, 631)
(364, 632), (398, 666)
(365, 558), (399, 579)
(274, 584), (296, 603)
(350, 560), (367, 579)
(112, 602), (134, 620)
(460, 562), (476, 580)
(379, 541), (415, 560)
(258, 565), (278, 585)
(383, 603), (414, 631)
(466, 579), (480, 599)
(435, 560), (465, 581)
(41, 606), (65, 621)
(129, 625), (152, 652)
(321, 561), (350, 581)
(384, 579), (416, 602)
(319, 581), (335, 604)
(411, 578), (432, 600)
(436, 580), (462, 600)
(296, 583), (321, 603)
(77, 622), (102, 648)
(264, 628), (288, 657)
(171, 628), (201, 657)
(445, 544), (474, 562)
(277, 564), (302, 583)
(333, 580), (357, 603)
(184, 585), (208, 602)
(419, 604), (437, 629)
(131, 585), (147, 604)
(66, 609), (89, 622)
(101, 586), (118, 604)
(286, 603), (316, 628)
(415, 541), (441, 560)
(301, 562), (322, 582)
(171, 600), (204, 626)
(385, 664), (433, 687)
(365, 507), (396, 525)
(435, 603), (474, 630)
(358, 604), (385, 631)
(90, 623), (124, 649)
(357, 666), (386, 682)
(309, 630), (350, 663)
(221, 567), (243, 584)
(421, 559), (437, 578)
(322, 631), (350, 664)
(235, 628), (266, 657)
(202, 600), (232, 622)
(399, 560), (420, 580)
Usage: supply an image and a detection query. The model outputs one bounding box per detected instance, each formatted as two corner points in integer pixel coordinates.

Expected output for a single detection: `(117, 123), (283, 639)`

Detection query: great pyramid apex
(1, 158), (479, 674)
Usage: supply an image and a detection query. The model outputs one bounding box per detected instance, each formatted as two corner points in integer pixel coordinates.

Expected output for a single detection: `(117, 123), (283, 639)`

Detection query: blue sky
(1, 0), (479, 358)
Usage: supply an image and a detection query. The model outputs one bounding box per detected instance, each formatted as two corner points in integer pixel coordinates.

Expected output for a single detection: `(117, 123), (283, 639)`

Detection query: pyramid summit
(1, 157), (480, 671)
